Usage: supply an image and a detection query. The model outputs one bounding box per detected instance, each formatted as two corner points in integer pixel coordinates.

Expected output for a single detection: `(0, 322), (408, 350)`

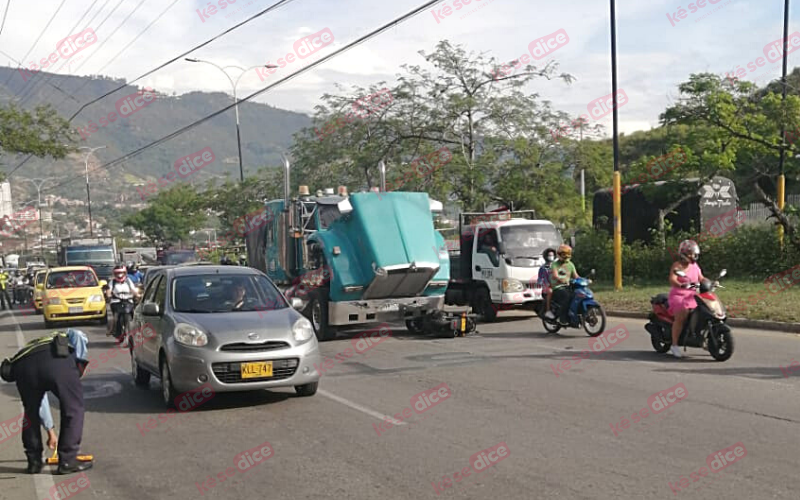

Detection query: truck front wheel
(474, 288), (498, 322)
(309, 291), (337, 342)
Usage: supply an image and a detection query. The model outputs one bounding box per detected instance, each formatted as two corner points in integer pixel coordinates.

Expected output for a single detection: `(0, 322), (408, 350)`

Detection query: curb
(608, 311), (800, 334)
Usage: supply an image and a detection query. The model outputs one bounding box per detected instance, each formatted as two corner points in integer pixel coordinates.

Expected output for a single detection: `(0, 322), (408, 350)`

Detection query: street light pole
(185, 59), (278, 182)
(78, 146), (106, 237)
(18, 179), (54, 261)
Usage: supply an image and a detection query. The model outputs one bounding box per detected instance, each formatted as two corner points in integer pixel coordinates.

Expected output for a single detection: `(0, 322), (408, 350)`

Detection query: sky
(0, 0), (796, 140)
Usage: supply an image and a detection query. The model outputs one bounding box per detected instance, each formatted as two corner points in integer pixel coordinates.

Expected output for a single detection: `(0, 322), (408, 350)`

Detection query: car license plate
(68, 307), (83, 314)
(380, 303), (400, 312)
(240, 361), (273, 379)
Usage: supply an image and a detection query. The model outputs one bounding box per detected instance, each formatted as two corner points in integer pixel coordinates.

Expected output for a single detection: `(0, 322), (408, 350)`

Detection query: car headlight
(174, 323), (208, 347)
(502, 279), (524, 293)
(47, 297), (61, 305)
(87, 294), (104, 303)
(292, 317), (314, 344)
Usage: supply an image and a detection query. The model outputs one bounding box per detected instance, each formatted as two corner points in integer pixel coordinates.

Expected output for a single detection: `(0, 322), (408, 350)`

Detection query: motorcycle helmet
(678, 240), (700, 262)
(557, 244), (572, 261)
(126, 261), (135, 273)
(220, 255), (231, 265)
(113, 265), (127, 282)
(542, 247), (557, 263)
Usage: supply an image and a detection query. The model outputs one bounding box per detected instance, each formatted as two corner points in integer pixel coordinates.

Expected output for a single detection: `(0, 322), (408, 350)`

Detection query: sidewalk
(0, 309), (55, 500)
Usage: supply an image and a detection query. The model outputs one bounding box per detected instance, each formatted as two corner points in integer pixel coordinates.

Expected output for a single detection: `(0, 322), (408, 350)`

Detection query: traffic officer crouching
(0, 329), (91, 474)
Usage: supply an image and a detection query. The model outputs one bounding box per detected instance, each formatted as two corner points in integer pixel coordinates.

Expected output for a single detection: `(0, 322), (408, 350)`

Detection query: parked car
(42, 266), (108, 328)
(129, 265), (321, 407)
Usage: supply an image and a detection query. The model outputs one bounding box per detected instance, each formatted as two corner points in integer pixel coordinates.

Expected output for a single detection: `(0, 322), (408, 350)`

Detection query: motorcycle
(112, 298), (135, 343)
(645, 269), (734, 361)
(540, 270), (606, 336)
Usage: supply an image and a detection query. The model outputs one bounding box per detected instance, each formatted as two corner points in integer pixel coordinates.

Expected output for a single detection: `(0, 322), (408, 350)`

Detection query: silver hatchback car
(128, 265), (321, 407)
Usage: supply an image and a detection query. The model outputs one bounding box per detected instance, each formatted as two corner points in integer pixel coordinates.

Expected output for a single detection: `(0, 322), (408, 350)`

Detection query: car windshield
(500, 224), (562, 263)
(171, 274), (287, 313)
(47, 270), (98, 288)
(165, 252), (197, 265)
(66, 249), (116, 264)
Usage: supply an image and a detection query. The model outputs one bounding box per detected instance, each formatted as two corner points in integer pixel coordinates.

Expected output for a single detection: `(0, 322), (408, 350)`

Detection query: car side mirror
(290, 297), (303, 309)
(142, 303), (160, 316)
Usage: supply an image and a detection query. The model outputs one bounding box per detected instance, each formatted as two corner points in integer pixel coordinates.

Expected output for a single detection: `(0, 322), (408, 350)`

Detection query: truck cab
(444, 211), (562, 321)
(246, 158), (449, 341)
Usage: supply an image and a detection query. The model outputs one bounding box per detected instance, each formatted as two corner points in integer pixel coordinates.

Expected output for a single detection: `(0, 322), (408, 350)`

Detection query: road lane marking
(318, 389), (406, 425)
(5, 311), (58, 500)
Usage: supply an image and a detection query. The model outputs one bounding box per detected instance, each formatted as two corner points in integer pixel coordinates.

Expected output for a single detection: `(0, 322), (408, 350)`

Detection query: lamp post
(185, 59), (278, 182)
(77, 146), (106, 237)
(610, 0), (623, 290)
(17, 179), (55, 261)
(778, 0), (790, 248)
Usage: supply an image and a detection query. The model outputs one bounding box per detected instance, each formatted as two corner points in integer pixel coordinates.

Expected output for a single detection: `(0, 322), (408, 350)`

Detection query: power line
(18, 0), (103, 104)
(42, 0), (448, 195)
(0, 0), (11, 39)
(0, 48), (79, 102)
(1, 0), (69, 90)
(30, 0), (146, 105)
(6, 0), (297, 179)
(65, 0), (299, 123)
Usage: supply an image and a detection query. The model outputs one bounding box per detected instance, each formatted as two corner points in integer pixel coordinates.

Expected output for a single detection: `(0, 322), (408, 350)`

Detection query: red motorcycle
(645, 269), (734, 361)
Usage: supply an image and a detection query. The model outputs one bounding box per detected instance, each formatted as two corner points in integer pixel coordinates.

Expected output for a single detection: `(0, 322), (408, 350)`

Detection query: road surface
(0, 308), (798, 500)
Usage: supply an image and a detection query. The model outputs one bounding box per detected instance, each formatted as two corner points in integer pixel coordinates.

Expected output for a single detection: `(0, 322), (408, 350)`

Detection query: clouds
(0, 0), (796, 138)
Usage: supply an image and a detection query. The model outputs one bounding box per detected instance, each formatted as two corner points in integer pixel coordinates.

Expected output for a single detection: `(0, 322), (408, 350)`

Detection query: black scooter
(645, 269), (734, 361)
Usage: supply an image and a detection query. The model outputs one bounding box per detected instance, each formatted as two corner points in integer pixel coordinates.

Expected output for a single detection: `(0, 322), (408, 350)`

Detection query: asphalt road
(1, 308), (799, 500)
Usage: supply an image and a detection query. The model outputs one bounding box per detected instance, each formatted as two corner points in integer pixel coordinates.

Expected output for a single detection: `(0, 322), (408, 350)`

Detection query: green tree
(0, 104), (74, 168)
(290, 40), (574, 212)
(124, 185), (206, 246)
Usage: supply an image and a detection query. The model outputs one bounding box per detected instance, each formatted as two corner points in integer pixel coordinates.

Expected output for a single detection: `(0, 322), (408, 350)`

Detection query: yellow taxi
(42, 266), (108, 328)
(32, 270), (47, 313)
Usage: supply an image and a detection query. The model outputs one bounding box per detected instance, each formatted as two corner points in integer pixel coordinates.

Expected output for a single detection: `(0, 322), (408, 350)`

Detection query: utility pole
(610, 0), (622, 290)
(78, 146), (106, 237)
(778, 0), (790, 248)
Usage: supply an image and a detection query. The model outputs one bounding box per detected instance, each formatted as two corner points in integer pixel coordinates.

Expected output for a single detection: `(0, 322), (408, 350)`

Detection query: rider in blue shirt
(126, 262), (143, 284)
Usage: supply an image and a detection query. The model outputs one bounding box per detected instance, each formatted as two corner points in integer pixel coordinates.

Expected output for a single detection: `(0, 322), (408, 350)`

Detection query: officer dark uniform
(4, 331), (92, 475)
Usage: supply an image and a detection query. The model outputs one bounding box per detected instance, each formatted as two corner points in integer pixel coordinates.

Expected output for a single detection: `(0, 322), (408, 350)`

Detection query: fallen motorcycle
(645, 269), (734, 361)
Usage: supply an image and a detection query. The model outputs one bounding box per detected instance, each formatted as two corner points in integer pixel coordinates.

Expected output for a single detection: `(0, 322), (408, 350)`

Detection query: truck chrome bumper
(501, 288), (543, 304)
(329, 296), (444, 326)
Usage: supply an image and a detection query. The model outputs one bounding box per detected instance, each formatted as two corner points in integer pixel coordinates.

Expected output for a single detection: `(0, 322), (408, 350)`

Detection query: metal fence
(741, 194), (800, 225)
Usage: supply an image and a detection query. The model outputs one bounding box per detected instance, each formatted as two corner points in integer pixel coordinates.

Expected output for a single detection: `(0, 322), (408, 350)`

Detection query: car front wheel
(160, 357), (178, 408)
(295, 382), (318, 397)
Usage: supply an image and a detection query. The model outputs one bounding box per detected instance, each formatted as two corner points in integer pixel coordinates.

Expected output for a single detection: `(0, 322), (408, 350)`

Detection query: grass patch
(593, 279), (800, 324)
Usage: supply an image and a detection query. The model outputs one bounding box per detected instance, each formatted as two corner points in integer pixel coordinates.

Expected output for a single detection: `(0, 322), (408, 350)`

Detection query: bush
(574, 226), (800, 283)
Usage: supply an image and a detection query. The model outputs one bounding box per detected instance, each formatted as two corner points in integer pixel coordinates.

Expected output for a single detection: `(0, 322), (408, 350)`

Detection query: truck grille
(211, 358), (298, 384)
(219, 341), (290, 352)
(362, 266), (438, 299)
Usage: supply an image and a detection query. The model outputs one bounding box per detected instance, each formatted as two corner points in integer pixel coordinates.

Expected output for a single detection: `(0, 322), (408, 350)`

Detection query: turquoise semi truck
(246, 158), (450, 341)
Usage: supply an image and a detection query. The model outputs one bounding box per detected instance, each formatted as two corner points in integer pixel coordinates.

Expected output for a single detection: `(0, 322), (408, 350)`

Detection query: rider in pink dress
(667, 240), (705, 359)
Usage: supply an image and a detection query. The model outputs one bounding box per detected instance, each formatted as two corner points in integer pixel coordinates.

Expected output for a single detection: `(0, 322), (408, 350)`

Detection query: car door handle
(475, 266), (482, 272)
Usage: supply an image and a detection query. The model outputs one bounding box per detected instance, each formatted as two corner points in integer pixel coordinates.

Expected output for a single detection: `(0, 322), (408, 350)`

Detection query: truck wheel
(474, 288), (497, 322)
(309, 291), (337, 341)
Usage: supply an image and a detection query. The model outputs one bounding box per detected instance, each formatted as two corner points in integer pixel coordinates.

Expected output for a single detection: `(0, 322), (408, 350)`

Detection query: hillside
(0, 66), (311, 202)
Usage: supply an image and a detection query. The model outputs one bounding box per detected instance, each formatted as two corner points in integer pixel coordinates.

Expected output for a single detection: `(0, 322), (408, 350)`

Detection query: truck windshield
(67, 249), (115, 264)
(500, 224), (561, 264)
